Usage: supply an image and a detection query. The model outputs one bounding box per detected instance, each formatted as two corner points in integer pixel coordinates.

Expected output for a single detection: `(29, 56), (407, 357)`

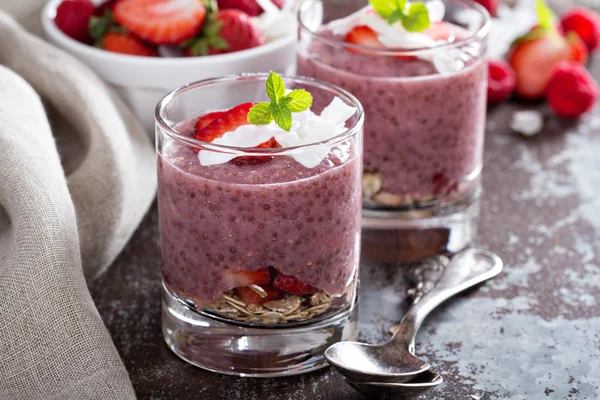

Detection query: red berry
(546, 62), (598, 118)
(194, 102), (253, 142)
(272, 273), (318, 295)
(487, 59), (516, 104)
(472, 0), (499, 17)
(54, 0), (95, 42)
(102, 32), (158, 56)
(226, 267), (273, 288)
(94, 0), (119, 16)
(230, 137), (279, 166)
(113, 0), (206, 45)
(217, 0), (284, 17)
(233, 285), (283, 305)
(344, 25), (383, 53)
(211, 10), (266, 54)
(560, 7), (600, 52)
(194, 111), (226, 132)
(509, 28), (588, 99)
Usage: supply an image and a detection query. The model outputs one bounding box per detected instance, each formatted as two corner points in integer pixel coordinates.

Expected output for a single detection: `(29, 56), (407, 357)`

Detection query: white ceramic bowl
(41, 0), (297, 132)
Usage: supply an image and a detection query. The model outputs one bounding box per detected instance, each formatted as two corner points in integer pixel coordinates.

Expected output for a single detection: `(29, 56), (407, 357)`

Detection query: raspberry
(473, 0), (498, 17)
(546, 62), (598, 118)
(560, 7), (600, 52)
(54, 0), (95, 43)
(487, 59), (516, 104)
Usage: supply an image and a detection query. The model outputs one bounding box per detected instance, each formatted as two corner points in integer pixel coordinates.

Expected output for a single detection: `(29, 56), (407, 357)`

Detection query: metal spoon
(326, 248), (503, 384)
(344, 369), (444, 398)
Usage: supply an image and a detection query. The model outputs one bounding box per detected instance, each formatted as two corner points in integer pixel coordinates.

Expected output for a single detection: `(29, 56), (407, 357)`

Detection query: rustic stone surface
(89, 3), (600, 398)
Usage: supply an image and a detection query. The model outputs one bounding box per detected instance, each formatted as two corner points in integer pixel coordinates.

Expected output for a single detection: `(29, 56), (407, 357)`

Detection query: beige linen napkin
(0, 2), (156, 399)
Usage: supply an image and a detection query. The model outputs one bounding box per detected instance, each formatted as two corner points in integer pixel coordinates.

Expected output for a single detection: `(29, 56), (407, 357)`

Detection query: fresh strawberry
(194, 111), (226, 132)
(94, 0), (119, 16)
(423, 22), (453, 41)
(209, 10), (266, 54)
(546, 61), (598, 118)
(272, 273), (318, 295)
(226, 267), (273, 288)
(487, 59), (516, 104)
(508, 28), (588, 100)
(234, 285), (284, 305)
(344, 25), (384, 53)
(195, 102), (253, 142)
(101, 32), (159, 56)
(230, 138), (279, 166)
(560, 7), (600, 52)
(473, 0), (498, 17)
(217, 0), (284, 17)
(113, 0), (206, 45)
(54, 0), (95, 42)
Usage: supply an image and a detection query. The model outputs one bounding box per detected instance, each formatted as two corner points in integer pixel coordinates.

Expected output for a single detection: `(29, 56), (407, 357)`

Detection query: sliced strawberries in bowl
(217, 0), (284, 17)
(113, 0), (207, 45)
(272, 273), (318, 295)
(225, 267), (273, 288)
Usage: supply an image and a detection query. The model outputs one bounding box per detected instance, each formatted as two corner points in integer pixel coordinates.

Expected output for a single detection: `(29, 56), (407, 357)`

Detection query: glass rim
(155, 73), (365, 156)
(298, 0), (491, 56)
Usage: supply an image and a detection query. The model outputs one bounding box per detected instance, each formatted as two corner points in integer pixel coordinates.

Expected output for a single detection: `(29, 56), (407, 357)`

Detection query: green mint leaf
(369, 0), (397, 18)
(536, 0), (554, 31)
(248, 102), (274, 125)
(266, 72), (286, 103)
(387, 9), (404, 25)
(285, 89), (313, 113)
(272, 107), (292, 131)
(268, 102), (279, 114)
(402, 2), (430, 32)
(279, 97), (293, 107)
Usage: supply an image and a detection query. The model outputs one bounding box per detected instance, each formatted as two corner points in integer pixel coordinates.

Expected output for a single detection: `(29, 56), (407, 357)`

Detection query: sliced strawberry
(272, 273), (318, 295)
(226, 267), (273, 288)
(508, 29), (589, 100)
(101, 32), (159, 56)
(113, 0), (206, 45)
(217, 0), (284, 17)
(344, 25), (384, 53)
(195, 102), (253, 142)
(194, 111), (226, 132)
(210, 10), (266, 54)
(55, 0), (95, 43)
(230, 137), (280, 166)
(422, 21), (453, 41)
(234, 285), (284, 305)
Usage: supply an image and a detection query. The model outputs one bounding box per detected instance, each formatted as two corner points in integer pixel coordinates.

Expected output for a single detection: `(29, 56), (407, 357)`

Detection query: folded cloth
(0, 4), (156, 399)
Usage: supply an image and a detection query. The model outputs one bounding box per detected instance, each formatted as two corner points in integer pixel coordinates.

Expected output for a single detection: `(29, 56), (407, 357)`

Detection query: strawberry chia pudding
(157, 73), (363, 325)
(297, 1), (488, 209)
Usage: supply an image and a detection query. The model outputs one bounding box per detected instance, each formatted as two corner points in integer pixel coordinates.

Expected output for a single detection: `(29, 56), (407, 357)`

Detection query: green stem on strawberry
(89, 10), (129, 48)
(369, 0), (430, 32)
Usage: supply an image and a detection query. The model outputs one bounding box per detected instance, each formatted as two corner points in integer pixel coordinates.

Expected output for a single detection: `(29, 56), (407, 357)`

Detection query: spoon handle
(391, 248), (503, 351)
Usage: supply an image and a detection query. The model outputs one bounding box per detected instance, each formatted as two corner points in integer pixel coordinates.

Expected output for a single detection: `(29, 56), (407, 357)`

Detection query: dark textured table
(90, 4), (600, 399)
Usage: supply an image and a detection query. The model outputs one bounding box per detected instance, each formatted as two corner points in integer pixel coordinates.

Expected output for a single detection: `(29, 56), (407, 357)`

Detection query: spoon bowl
(345, 369), (444, 398)
(326, 341), (429, 383)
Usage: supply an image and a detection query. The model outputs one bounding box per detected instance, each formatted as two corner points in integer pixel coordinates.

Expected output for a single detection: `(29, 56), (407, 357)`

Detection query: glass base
(162, 283), (360, 377)
(361, 187), (480, 264)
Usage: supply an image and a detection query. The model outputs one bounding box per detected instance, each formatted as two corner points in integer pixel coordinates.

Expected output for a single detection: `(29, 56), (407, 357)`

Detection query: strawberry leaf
(285, 89), (313, 112)
(89, 10), (114, 41)
(248, 102), (274, 125)
(266, 71), (286, 102)
(536, 0), (555, 31)
(402, 2), (430, 32)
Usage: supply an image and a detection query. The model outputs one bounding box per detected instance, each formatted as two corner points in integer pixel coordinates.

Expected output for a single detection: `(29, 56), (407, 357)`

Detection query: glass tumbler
(298, 0), (491, 262)
(156, 74), (364, 376)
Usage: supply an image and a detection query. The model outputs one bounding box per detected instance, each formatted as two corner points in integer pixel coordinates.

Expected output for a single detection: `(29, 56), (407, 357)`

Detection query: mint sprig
(369, 0), (430, 32)
(248, 72), (313, 131)
(536, 0), (554, 31)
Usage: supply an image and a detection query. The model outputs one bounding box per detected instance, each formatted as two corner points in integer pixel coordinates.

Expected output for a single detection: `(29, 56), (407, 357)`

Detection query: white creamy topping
(198, 97), (357, 168)
(252, 0), (304, 41)
(326, 2), (469, 74)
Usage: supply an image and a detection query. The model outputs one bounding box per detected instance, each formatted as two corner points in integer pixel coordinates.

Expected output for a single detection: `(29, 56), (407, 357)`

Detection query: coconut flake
(252, 0), (304, 41)
(197, 97), (357, 168)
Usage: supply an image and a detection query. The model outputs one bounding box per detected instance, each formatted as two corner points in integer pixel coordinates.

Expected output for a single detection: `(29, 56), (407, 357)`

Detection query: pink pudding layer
(157, 119), (362, 305)
(297, 27), (487, 203)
